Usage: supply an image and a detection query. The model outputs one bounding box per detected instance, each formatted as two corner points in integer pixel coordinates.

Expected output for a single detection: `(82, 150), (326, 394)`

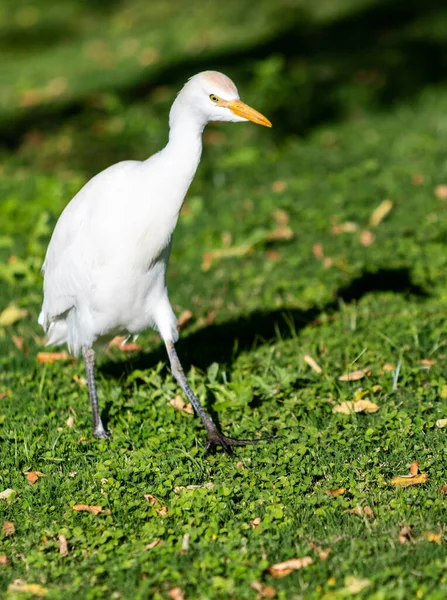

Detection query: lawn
(2, 0), (447, 598)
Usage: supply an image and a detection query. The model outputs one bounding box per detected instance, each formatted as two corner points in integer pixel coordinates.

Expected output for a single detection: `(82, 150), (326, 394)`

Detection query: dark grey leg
(82, 346), (110, 439)
(165, 340), (277, 456)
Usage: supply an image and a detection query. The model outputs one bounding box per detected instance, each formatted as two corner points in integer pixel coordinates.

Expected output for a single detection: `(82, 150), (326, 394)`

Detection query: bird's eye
(209, 94), (219, 103)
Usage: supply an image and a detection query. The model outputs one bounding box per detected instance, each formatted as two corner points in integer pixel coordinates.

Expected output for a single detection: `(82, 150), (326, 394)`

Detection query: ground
(1, 0), (447, 598)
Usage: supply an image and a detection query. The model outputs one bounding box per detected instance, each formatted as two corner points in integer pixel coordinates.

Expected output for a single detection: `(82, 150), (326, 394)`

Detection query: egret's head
(173, 71), (272, 128)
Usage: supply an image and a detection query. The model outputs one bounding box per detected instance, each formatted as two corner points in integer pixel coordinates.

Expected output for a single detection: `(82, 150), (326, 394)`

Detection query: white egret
(39, 71), (273, 455)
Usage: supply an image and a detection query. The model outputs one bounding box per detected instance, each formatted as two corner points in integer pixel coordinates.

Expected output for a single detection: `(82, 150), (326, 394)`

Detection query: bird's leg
(165, 340), (276, 456)
(82, 346), (110, 439)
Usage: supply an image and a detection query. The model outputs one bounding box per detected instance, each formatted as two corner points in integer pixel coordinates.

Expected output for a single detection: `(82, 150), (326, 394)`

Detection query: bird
(39, 70), (273, 455)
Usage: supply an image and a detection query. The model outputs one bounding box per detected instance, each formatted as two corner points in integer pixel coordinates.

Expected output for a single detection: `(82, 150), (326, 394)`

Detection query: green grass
(2, 0), (447, 598)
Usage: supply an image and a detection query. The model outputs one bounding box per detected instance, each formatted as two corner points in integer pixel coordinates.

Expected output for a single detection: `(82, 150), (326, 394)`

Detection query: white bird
(39, 71), (273, 455)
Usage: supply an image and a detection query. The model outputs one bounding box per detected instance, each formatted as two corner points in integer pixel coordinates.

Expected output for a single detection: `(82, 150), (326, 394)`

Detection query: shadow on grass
(100, 266), (428, 383)
(2, 0), (447, 154)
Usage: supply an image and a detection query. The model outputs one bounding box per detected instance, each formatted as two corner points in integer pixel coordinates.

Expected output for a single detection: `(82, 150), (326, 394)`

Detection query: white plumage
(39, 71), (273, 454)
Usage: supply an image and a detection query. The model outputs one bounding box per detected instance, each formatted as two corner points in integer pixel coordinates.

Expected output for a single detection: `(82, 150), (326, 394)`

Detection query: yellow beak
(225, 99), (272, 127)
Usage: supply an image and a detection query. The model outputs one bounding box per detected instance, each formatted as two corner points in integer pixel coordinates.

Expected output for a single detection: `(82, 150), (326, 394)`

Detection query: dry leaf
(333, 399), (379, 414)
(409, 461), (419, 476)
(169, 395), (194, 414)
(108, 336), (142, 352)
(0, 489), (15, 500)
(0, 304), (28, 327)
(312, 243), (324, 260)
(25, 471), (45, 485)
(272, 180), (287, 193)
(360, 230), (375, 247)
(251, 580), (277, 598)
(168, 587), (184, 600)
(73, 374), (87, 387)
(338, 368), (370, 382)
(343, 576), (371, 594)
(268, 556), (313, 578)
(440, 484), (447, 494)
(59, 533), (68, 556)
(66, 416), (74, 428)
(12, 336), (24, 350)
(144, 494), (168, 516)
(391, 473), (428, 488)
(383, 363), (394, 371)
(266, 226), (294, 242)
(435, 185), (447, 199)
(436, 419), (447, 428)
(2, 521), (15, 536)
(344, 506), (373, 518)
(0, 554), (8, 565)
(0, 391), (12, 400)
(303, 354), (322, 374)
(308, 540), (331, 560)
(324, 488), (346, 497)
(144, 539), (162, 550)
(8, 581), (48, 596)
(251, 517), (261, 529)
(369, 199), (393, 227)
(72, 504), (109, 515)
(399, 525), (413, 544)
(177, 310), (193, 328)
(331, 222), (358, 234)
(272, 209), (290, 226)
(424, 532), (441, 544)
(37, 352), (72, 364)
(421, 359), (436, 366)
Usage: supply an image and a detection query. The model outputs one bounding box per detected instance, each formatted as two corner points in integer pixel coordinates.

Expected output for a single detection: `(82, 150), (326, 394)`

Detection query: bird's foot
(203, 425), (279, 457)
(93, 425), (112, 440)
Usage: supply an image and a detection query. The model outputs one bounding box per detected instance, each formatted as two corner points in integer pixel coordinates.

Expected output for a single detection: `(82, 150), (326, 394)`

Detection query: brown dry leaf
(108, 336), (142, 352)
(66, 416), (74, 428)
(59, 533), (68, 557)
(435, 185), (447, 199)
(25, 471), (42, 485)
(268, 556), (313, 578)
(144, 494), (168, 516)
(272, 180), (287, 193)
(169, 395), (194, 415)
(424, 532), (442, 544)
(308, 540), (331, 560)
(324, 488), (346, 497)
(360, 230), (375, 247)
(312, 243), (324, 260)
(177, 310), (193, 329)
(369, 199), (393, 227)
(303, 354), (322, 374)
(333, 399), (379, 414)
(0, 304), (28, 327)
(168, 587), (184, 600)
(0, 554), (8, 565)
(144, 539), (162, 550)
(436, 419), (447, 428)
(37, 352), (73, 364)
(8, 581), (48, 596)
(272, 209), (290, 226)
(72, 504), (107, 515)
(202, 242), (253, 271)
(12, 336), (25, 351)
(344, 506), (373, 518)
(338, 367), (370, 382)
(251, 517), (261, 529)
(391, 472), (428, 488)
(409, 461), (419, 476)
(399, 525), (413, 544)
(383, 363), (394, 371)
(331, 222), (358, 235)
(251, 580), (277, 598)
(2, 521), (15, 536)
(440, 484), (447, 494)
(421, 358), (436, 366)
(0, 390), (12, 400)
